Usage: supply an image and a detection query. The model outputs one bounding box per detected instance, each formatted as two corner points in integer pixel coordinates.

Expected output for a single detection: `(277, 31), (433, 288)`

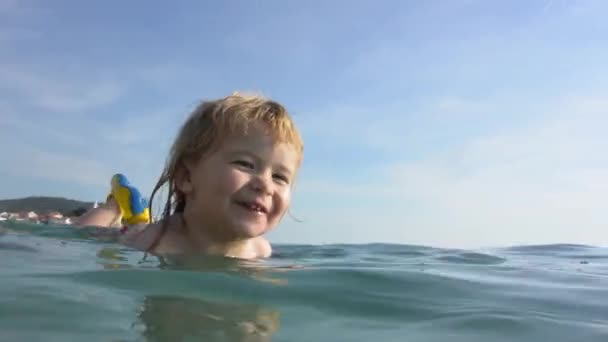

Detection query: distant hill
(0, 196), (95, 216)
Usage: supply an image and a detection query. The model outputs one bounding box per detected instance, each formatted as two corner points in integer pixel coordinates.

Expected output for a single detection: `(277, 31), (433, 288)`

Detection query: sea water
(1, 221), (607, 341)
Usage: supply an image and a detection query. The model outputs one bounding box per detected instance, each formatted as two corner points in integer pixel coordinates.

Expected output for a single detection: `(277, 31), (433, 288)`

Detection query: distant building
(11, 211), (39, 223)
(47, 211), (63, 220)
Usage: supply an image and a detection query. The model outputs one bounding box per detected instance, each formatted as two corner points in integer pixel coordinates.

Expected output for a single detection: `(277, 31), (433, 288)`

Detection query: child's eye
(233, 160), (254, 169)
(273, 173), (290, 184)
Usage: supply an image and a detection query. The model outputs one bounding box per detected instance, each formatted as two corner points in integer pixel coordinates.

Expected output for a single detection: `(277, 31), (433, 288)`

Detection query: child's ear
(174, 162), (194, 194)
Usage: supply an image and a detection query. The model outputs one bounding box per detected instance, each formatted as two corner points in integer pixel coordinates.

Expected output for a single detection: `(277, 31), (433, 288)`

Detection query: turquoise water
(1, 222), (607, 341)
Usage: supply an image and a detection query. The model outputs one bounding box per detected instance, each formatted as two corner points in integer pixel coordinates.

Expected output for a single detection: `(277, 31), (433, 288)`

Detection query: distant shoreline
(0, 196), (95, 216)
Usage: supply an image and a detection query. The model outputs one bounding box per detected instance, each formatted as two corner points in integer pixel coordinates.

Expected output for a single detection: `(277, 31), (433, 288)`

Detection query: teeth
(239, 201), (264, 212)
(247, 203), (262, 212)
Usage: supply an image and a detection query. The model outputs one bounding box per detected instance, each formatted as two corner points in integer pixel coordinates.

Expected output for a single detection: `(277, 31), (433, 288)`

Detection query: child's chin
(230, 223), (267, 239)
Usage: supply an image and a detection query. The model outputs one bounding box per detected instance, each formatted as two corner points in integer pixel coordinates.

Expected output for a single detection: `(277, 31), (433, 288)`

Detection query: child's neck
(177, 213), (251, 258)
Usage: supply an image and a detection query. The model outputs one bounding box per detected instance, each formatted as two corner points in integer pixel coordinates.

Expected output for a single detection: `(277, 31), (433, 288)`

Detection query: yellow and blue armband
(110, 173), (150, 225)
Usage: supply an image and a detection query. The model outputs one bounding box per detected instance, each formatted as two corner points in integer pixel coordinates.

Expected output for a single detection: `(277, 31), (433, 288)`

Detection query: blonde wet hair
(149, 92), (303, 226)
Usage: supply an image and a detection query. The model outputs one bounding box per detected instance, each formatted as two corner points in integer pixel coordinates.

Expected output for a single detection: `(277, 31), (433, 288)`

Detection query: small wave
(436, 252), (507, 265)
(0, 241), (38, 253)
(365, 243), (434, 257)
(502, 244), (608, 265)
(504, 244), (596, 253)
(273, 243), (433, 260)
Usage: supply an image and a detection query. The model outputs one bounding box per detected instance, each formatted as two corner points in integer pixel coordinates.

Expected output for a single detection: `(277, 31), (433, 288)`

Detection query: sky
(1, 0), (607, 248)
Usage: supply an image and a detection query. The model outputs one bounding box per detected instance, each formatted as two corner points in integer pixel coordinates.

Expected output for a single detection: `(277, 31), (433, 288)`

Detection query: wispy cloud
(6, 147), (113, 187)
(433, 96), (492, 115)
(2, 111), (89, 147)
(0, 65), (127, 113)
(282, 94), (608, 247)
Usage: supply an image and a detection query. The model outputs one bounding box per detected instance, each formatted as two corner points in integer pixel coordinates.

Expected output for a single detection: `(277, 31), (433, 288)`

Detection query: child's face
(179, 124), (299, 240)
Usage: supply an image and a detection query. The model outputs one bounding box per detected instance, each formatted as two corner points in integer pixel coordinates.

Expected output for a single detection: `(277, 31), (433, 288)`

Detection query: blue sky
(1, 0), (607, 248)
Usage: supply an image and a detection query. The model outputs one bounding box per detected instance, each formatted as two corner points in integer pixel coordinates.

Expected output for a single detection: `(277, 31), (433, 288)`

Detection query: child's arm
(73, 199), (122, 228)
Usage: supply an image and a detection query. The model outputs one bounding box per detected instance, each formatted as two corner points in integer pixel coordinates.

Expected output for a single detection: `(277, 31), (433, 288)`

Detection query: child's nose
(250, 172), (272, 194)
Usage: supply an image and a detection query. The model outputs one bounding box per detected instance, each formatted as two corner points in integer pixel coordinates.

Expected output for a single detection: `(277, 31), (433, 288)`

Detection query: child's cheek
(278, 187), (291, 207)
(227, 168), (248, 189)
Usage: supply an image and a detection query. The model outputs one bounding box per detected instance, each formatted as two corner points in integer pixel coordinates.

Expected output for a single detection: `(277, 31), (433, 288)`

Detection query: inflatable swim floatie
(110, 173), (150, 225)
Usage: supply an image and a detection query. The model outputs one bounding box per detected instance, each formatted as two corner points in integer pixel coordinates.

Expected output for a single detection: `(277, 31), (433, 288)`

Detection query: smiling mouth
(236, 201), (268, 214)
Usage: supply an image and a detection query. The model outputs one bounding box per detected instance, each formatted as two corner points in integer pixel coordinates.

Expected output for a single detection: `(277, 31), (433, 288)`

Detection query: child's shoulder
(118, 220), (273, 258)
(119, 217), (187, 255)
(253, 237), (272, 258)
